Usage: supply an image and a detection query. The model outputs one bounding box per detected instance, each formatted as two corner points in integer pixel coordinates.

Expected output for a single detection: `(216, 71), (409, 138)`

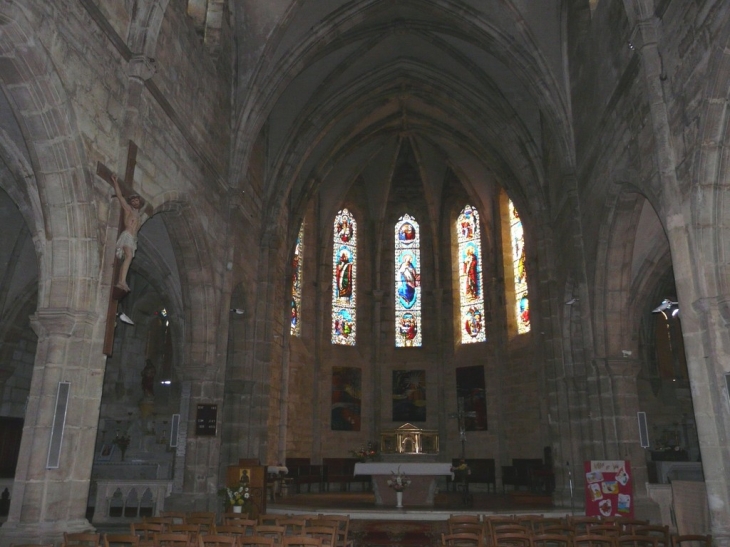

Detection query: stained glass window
(510, 200), (530, 334)
(332, 209), (357, 345)
(457, 205), (486, 343)
(290, 222), (304, 337)
(394, 214), (422, 347)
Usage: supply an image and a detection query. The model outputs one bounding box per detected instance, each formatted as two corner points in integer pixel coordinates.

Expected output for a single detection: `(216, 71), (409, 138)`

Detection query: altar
(353, 462), (453, 506)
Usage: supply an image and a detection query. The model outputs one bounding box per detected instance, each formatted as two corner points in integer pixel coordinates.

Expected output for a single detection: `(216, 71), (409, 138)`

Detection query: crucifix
(96, 141), (153, 355)
(448, 396), (476, 459)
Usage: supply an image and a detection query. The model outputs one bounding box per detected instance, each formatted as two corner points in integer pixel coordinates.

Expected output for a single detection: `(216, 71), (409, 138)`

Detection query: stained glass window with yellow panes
(290, 222), (304, 337)
(510, 200), (530, 334)
(457, 205), (485, 343)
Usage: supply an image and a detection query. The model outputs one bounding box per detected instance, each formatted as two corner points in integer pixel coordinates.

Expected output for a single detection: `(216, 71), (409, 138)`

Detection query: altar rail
(93, 479), (172, 523)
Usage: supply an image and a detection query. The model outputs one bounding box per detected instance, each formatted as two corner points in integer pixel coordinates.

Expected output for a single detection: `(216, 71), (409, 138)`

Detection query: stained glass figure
(457, 205), (486, 343)
(290, 222), (304, 337)
(510, 200), (530, 334)
(395, 214), (421, 347)
(332, 209), (357, 345)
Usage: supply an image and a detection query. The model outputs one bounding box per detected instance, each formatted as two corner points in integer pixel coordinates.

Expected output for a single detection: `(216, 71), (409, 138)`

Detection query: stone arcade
(0, 0), (729, 545)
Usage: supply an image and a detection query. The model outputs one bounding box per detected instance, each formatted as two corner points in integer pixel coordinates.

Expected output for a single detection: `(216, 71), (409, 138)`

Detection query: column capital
(30, 308), (98, 338)
(129, 55), (157, 81)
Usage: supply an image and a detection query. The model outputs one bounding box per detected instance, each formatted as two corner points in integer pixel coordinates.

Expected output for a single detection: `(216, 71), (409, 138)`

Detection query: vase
(396, 490), (403, 508)
(232, 505), (242, 513)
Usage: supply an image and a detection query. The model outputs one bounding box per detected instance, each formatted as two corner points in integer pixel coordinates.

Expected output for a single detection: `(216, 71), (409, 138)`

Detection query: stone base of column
(0, 518), (93, 547)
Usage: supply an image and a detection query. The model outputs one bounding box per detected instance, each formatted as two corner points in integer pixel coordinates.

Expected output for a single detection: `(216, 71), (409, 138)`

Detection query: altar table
(354, 462), (453, 506)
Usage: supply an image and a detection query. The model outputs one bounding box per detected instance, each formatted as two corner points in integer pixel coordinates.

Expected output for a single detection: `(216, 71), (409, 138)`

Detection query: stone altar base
(372, 476), (438, 506)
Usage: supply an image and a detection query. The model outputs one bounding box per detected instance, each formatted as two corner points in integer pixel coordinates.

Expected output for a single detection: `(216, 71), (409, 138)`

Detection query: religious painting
(332, 209), (357, 345)
(290, 222), (304, 337)
(457, 205), (486, 343)
(331, 366), (361, 431)
(394, 214), (422, 347)
(392, 370), (426, 422)
(455, 365), (487, 431)
(510, 200), (530, 334)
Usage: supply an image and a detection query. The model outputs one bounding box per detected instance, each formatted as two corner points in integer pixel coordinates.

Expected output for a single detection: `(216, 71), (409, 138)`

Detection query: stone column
(371, 289), (384, 431)
(3, 309), (103, 544)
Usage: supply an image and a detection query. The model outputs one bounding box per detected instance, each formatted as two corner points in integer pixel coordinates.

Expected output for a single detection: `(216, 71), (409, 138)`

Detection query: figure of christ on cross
(111, 173), (148, 292)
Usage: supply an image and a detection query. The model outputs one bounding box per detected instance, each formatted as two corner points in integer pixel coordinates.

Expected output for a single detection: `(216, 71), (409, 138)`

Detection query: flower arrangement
(386, 468), (411, 491)
(350, 441), (378, 461)
(112, 433), (131, 460)
(221, 484), (253, 512)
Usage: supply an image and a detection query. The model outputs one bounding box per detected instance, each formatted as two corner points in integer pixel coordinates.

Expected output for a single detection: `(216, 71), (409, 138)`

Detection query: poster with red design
(584, 460), (633, 518)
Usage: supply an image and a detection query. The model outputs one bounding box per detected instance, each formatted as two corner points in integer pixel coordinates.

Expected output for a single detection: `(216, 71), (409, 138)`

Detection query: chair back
(238, 539), (275, 547)
(198, 535), (239, 547)
(281, 538), (322, 547)
(132, 523), (165, 542)
(160, 512), (188, 524)
(104, 535), (141, 547)
(574, 534), (618, 547)
(632, 526), (669, 547)
(317, 515), (349, 547)
(278, 518), (307, 536)
(532, 534), (572, 547)
(671, 535), (712, 547)
(615, 535), (659, 547)
(255, 525), (285, 545)
(216, 526), (251, 538)
(494, 533), (533, 547)
(441, 532), (483, 547)
(64, 533), (102, 547)
(152, 533), (192, 547)
(304, 526), (336, 547)
(586, 525), (620, 538)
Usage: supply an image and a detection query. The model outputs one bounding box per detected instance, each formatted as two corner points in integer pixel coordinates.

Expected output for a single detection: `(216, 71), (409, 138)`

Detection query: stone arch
(0, 5), (99, 312)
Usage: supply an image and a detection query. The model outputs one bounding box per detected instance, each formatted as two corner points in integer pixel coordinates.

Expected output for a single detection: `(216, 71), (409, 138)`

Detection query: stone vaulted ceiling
(231, 0), (573, 225)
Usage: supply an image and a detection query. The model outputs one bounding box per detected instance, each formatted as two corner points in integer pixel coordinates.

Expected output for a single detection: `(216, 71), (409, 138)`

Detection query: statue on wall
(112, 173), (149, 292)
(141, 359), (156, 397)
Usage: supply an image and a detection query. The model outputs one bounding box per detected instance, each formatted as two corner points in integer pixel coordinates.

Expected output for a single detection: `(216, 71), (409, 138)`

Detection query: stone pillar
(371, 289), (384, 431)
(603, 358), (659, 521)
(3, 309), (103, 545)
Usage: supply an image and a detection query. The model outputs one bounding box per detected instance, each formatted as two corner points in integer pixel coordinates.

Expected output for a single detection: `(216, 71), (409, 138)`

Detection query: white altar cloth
(354, 462), (453, 478)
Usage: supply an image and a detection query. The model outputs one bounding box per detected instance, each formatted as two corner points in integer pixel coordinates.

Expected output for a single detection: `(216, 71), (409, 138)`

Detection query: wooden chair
(63, 533), (102, 547)
(278, 518), (307, 536)
(152, 533), (192, 547)
(145, 518), (174, 531)
(516, 516), (545, 535)
(131, 522), (165, 547)
(223, 517), (258, 529)
(442, 532), (484, 547)
(542, 526), (576, 537)
(493, 533), (532, 547)
(198, 535), (239, 547)
(160, 512), (188, 524)
(216, 526), (252, 539)
(170, 524), (201, 543)
(187, 518), (215, 534)
(317, 514), (351, 547)
(532, 534), (572, 547)
(615, 521), (650, 534)
(573, 534), (617, 547)
(189, 512), (217, 522)
(632, 526), (669, 547)
(238, 538), (275, 547)
(615, 535), (658, 547)
(258, 515), (281, 526)
(281, 538), (322, 547)
(255, 525), (285, 546)
(536, 519), (569, 534)
(104, 535), (140, 547)
(671, 536), (712, 547)
(304, 526), (337, 547)
(586, 525), (621, 538)
(569, 519), (601, 536)
(492, 525), (531, 547)
(10, 544), (55, 547)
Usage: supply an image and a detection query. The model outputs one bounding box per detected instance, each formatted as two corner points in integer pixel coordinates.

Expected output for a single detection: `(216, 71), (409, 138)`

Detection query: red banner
(584, 460), (633, 518)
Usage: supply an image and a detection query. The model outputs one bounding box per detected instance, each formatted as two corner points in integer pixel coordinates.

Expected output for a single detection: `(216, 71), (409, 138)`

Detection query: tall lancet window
(510, 200), (530, 334)
(458, 205), (486, 343)
(394, 214), (422, 347)
(290, 222), (304, 337)
(332, 209), (357, 345)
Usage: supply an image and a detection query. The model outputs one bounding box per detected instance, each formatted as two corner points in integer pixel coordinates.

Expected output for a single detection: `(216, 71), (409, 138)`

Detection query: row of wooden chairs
(441, 533), (712, 547)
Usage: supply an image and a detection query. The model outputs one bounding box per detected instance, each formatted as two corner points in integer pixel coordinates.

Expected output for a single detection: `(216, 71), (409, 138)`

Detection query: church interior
(0, 0), (729, 545)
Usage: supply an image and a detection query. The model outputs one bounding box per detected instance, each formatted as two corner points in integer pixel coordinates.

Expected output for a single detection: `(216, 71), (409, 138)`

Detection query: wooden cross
(96, 140), (152, 355)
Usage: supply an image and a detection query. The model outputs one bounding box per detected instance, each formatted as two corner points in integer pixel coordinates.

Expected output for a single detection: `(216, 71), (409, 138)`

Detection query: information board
(195, 404), (217, 436)
(584, 460), (633, 518)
